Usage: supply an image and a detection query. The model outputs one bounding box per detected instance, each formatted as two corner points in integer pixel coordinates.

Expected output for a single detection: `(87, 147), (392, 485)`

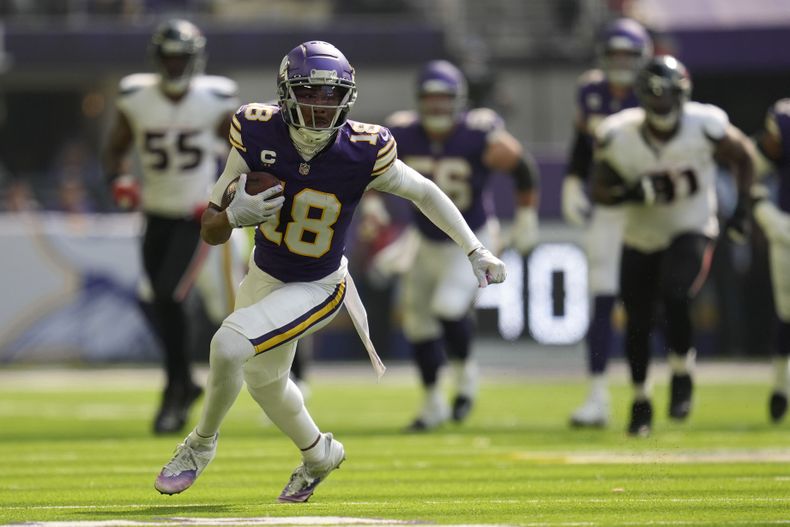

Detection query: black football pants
(142, 214), (203, 391)
(620, 233), (713, 385)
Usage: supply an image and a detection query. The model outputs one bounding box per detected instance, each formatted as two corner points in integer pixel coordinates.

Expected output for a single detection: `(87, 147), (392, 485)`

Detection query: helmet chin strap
(289, 126), (334, 160)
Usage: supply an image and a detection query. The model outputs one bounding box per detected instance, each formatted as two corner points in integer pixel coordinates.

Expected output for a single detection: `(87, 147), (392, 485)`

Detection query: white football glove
(512, 206), (539, 254)
(468, 247), (507, 288)
(561, 175), (591, 227)
(225, 173), (285, 228)
(755, 199), (790, 245)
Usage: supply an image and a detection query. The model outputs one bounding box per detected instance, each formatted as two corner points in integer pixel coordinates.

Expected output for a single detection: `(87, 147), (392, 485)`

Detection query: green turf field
(1, 365), (789, 526)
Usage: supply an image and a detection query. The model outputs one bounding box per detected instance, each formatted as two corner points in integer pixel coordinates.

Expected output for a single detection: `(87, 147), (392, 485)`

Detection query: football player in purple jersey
(153, 41), (506, 502)
(563, 18), (653, 428)
(753, 100), (790, 422)
(380, 60), (539, 431)
(591, 56), (754, 436)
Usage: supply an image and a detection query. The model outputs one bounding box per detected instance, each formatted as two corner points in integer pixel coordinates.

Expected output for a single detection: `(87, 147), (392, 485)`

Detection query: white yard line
(0, 516), (507, 527)
(513, 449), (790, 464)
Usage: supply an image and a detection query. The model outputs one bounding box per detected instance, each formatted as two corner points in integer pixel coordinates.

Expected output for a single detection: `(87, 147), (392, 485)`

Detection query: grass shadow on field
(82, 504), (235, 519)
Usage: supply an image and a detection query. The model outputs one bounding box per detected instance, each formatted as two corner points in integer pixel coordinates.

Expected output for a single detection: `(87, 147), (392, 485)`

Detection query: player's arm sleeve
(208, 148), (251, 208)
(566, 86), (592, 180)
(367, 158), (482, 254)
(566, 128), (593, 180)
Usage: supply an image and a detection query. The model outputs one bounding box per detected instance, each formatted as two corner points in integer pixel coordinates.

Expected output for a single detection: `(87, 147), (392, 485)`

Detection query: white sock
(187, 428), (216, 450)
(590, 374), (608, 400)
(246, 375), (321, 452)
(455, 359), (479, 398)
(633, 383), (650, 401)
(668, 349), (696, 375)
(300, 434), (325, 464)
(195, 326), (251, 438)
(425, 383), (442, 404)
(773, 357), (790, 393)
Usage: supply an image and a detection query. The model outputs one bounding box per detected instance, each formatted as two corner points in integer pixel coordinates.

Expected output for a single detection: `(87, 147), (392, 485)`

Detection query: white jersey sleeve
(698, 103), (729, 142)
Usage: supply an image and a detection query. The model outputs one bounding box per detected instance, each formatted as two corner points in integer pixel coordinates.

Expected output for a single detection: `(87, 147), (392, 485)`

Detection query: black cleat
(668, 373), (693, 420)
(451, 395), (473, 422)
(403, 419), (429, 433)
(627, 399), (653, 437)
(154, 383), (203, 435)
(769, 391), (787, 423)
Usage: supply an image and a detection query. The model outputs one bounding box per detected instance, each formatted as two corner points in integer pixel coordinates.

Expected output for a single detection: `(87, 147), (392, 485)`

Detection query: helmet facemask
(597, 19), (653, 88)
(643, 92), (684, 132)
(603, 47), (646, 87)
(283, 82), (354, 134)
(419, 92), (459, 135)
(416, 61), (467, 136)
(636, 59), (691, 134)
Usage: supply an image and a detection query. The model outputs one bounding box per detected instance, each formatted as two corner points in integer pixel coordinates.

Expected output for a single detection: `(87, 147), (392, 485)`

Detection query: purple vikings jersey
(230, 103), (396, 282)
(388, 108), (502, 241)
(767, 99), (790, 212)
(577, 69), (640, 137)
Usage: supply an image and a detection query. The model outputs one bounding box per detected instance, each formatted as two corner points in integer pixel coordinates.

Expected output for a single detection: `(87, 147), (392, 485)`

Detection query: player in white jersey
(590, 56), (754, 436)
(563, 18), (653, 428)
(752, 100), (790, 422)
(102, 19), (241, 434)
(152, 41), (505, 503)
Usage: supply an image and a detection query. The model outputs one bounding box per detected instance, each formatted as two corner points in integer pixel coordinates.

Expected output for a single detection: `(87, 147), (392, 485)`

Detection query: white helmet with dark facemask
(150, 19), (206, 96)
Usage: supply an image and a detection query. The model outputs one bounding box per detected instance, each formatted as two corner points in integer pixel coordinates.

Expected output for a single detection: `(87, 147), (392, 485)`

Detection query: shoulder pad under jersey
(193, 75), (239, 99)
(385, 110), (418, 129)
(118, 73), (158, 97)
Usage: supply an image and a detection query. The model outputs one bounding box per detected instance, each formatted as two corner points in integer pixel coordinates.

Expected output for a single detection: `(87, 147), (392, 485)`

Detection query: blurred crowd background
(0, 0), (788, 364)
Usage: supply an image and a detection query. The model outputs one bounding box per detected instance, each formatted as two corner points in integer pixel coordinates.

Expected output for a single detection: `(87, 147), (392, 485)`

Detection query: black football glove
(725, 197), (751, 244)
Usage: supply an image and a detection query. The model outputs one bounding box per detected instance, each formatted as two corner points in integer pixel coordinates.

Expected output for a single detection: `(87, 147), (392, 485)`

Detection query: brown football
(220, 171), (282, 209)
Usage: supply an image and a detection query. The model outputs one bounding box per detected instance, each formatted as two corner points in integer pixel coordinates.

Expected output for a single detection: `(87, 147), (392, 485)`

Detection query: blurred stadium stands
(0, 0), (785, 363)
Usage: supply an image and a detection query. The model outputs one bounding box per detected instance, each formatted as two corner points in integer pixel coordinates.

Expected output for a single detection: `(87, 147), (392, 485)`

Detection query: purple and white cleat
(155, 431), (217, 495)
(278, 432), (345, 503)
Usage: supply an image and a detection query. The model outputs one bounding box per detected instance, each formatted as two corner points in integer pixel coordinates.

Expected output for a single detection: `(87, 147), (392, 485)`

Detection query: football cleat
(154, 383), (203, 435)
(668, 373), (693, 420)
(278, 433), (345, 503)
(627, 399), (653, 437)
(155, 431), (217, 495)
(452, 395), (474, 423)
(569, 392), (610, 428)
(769, 391), (788, 423)
(404, 392), (449, 432)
